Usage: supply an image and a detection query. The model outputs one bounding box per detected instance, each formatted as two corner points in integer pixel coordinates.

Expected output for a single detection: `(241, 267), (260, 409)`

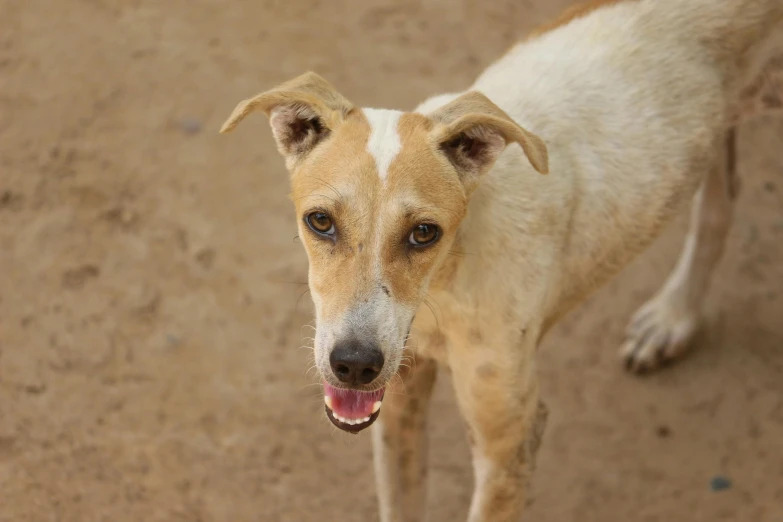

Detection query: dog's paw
(620, 294), (700, 373)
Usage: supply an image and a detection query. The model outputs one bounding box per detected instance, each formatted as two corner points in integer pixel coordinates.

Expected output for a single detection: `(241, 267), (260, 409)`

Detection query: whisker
(291, 193), (339, 204)
(408, 204), (464, 218)
(422, 297), (441, 333)
(388, 373), (410, 397)
(447, 249), (475, 257)
(311, 177), (344, 201)
(296, 288), (312, 310)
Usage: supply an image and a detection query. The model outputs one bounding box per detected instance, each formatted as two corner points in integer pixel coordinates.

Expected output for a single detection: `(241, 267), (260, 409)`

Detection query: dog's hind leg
(621, 129), (739, 373)
(372, 352), (437, 522)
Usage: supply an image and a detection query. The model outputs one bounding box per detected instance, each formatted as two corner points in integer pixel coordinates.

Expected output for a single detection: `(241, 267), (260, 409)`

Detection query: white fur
(364, 108), (403, 182)
(374, 0), (783, 520)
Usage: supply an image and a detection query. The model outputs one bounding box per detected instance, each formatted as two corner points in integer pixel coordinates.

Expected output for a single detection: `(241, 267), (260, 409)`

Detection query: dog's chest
(408, 301), (456, 366)
(408, 292), (472, 366)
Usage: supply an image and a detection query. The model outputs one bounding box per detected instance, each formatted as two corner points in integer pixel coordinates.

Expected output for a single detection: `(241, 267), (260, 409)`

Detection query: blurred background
(1, 0), (782, 520)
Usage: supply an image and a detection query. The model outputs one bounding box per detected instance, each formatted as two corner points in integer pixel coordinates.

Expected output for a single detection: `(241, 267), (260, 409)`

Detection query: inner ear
(219, 71), (355, 169)
(269, 104), (329, 159)
(427, 91), (549, 177)
(439, 127), (506, 180)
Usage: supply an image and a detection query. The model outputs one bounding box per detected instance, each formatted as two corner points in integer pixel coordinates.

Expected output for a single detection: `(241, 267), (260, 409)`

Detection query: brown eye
(408, 224), (440, 247)
(305, 212), (335, 236)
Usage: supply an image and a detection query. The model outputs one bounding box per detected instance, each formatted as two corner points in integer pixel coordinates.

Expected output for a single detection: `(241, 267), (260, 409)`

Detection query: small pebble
(179, 117), (202, 135)
(710, 476), (732, 492)
(656, 425), (671, 438)
(763, 181), (775, 192)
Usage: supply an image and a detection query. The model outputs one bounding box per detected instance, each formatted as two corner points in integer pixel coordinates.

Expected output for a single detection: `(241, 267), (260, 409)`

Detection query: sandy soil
(2, 0), (782, 520)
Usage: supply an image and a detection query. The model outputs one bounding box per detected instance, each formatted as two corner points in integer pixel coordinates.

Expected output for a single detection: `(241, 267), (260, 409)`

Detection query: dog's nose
(329, 340), (384, 385)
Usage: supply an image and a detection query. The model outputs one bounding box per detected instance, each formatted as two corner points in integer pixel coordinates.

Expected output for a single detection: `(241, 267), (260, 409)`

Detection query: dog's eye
(408, 224), (440, 247)
(305, 212), (335, 236)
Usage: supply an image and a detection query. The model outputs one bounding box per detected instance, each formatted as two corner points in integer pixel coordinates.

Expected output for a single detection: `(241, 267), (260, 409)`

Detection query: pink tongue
(324, 382), (384, 419)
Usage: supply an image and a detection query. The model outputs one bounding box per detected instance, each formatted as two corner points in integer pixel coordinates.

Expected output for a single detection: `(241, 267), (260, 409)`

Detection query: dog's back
(415, 0), (783, 318)
(475, 0), (783, 134)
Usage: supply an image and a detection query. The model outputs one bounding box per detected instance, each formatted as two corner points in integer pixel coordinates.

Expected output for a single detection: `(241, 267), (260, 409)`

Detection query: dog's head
(221, 72), (547, 433)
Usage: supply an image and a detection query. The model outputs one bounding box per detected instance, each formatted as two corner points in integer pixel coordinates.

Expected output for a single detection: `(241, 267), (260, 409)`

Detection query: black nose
(329, 340), (384, 385)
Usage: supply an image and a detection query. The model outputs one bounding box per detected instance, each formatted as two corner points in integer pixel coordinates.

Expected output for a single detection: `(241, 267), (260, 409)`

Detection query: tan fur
(221, 0), (783, 519)
(526, 0), (631, 40)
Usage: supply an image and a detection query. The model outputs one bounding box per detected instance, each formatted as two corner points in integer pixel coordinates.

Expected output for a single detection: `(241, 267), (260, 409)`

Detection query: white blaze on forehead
(363, 108), (403, 182)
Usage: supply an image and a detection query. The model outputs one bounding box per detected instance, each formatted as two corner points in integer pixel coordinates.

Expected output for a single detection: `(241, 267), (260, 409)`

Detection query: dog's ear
(220, 72), (354, 167)
(428, 91), (548, 184)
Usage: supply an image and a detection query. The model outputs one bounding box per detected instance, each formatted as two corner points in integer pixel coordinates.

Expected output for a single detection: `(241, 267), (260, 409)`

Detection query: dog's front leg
(450, 340), (546, 522)
(372, 353), (438, 522)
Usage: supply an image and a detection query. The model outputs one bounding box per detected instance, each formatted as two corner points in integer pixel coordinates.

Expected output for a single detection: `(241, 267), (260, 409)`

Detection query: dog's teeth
(331, 412), (375, 426)
(324, 396), (333, 410)
(372, 401), (382, 414)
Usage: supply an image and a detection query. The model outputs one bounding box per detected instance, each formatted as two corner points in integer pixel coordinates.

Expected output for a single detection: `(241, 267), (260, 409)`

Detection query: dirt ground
(2, 0), (782, 520)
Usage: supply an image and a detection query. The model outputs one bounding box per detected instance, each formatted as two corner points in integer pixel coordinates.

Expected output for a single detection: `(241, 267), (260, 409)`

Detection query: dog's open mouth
(323, 382), (385, 434)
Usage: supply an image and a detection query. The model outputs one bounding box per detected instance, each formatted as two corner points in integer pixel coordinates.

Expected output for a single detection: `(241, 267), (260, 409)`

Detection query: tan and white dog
(220, 0), (783, 520)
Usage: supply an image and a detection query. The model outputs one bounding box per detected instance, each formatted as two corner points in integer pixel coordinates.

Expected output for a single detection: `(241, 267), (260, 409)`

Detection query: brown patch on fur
(725, 128), (740, 201)
(735, 57), (783, 123)
(427, 329), (447, 348)
(421, 329), (448, 361)
(526, 0), (631, 40)
(527, 401), (549, 464)
(476, 363), (498, 380)
(469, 327), (484, 344)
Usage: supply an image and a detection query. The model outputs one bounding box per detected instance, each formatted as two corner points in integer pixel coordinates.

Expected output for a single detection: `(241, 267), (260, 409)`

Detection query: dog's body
(221, 0), (783, 520)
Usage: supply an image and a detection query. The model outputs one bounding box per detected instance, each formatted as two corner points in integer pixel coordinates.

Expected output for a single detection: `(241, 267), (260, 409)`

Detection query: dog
(220, 0), (783, 519)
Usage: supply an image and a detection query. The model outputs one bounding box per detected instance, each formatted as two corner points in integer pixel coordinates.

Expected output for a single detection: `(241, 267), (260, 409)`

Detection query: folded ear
(219, 72), (354, 167)
(428, 91), (548, 183)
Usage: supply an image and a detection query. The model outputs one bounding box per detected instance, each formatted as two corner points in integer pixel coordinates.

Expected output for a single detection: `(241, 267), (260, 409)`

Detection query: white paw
(620, 293), (701, 373)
